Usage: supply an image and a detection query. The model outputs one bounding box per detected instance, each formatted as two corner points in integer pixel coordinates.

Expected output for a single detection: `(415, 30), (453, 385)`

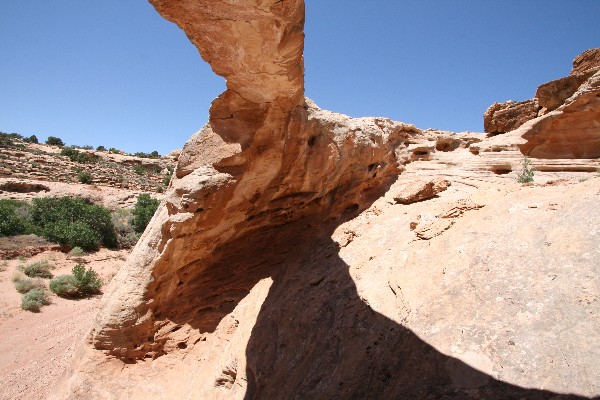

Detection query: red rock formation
(483, 99), (541, 134)
(521, 70), (600, 158)
(571, 47), (600, 76)
(85, 0), (419, 361)
(484, 48), (600, 134)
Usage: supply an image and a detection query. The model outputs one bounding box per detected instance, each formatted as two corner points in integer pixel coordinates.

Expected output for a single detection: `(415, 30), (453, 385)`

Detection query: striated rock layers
(483, 48), (600, 159)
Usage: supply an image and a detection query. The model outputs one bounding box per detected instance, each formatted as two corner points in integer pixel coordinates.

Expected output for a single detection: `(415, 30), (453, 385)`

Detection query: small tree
(24, 135), (39, 143)
(77, 171), (93, 184)
(131, 194), (160, 233)
(46, 136), (65, 146)
(516, 157), (535, 184)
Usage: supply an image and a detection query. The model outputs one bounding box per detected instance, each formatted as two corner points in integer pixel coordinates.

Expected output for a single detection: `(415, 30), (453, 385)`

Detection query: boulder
(483, 99), (540, 134)
(535, 73), (590, 111)
(392, 177), (450, 204)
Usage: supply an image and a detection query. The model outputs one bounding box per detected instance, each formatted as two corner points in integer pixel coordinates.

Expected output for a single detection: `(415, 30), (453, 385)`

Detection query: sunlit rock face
(483, 48), (600, 159)
(54, 3), (600, 400)
(88, 0), (418, 361)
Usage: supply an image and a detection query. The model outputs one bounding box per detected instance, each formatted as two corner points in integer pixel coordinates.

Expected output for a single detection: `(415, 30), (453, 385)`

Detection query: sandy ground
(0, 248), (128, 400)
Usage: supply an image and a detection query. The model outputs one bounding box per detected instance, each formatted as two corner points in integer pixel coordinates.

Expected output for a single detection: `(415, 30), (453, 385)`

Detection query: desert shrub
(516, 157), (535, 184)
(50, 264), (102, 297)
(162, 174), (171, 187)
(22, 260), (54, 278)
(61, 147), (98, 164)
(0, 132), (23, 147)
(134, 165), (145, 175)
(81, 145), (94, 150)
(23, 134), (39, 144)
(96, 145), (106, 151)
(21, 288), (51, 311)
(77, 171), (93, 184)
(0, 135), (13, 147)
(131, 194), (160, 234)
(12, 272), (46, 294)
(156, 185), (164, 193)
(72, 264), (102, 294)
(0, 199), (32, 236)
(29, 197), (117, 251)
(108, 147), (120, 154)
(46, 136), (64, 146)
(68, 246), (86, 257)
(49, 274), (79, 297)
(111, 209), (139, 248)
(133, 151), (160, 159)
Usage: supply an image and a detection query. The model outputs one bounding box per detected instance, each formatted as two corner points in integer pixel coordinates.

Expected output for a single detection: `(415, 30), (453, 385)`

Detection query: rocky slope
(0, 140), (175, 193)
(53, 1), (600, 399)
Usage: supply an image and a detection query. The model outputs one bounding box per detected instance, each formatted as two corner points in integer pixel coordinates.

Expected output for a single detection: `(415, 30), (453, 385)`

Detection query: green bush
(134, 165), (145, 175)
(77, 171), (93, 184)
(61, 147), (98, 164)
(96, 145), (106, 151)
(50, 264), (102, 297)
(0, 199), (32, 236)
(131, 194), (160, 234)
(516, 157), (535, 184)
(46, 136), (64, 146)
(133, 151), (160, 159)
(49, 274), (79, 297)
(72, 264), (102, 294)
(0, 132), (22, 147)
(29, 197), (117, 251)
(21, 288), (51, 312)
(23, 135), (39, 144)
(12, 272), (46, 294)
(111, 209), (140, 248)
(68, 246), (86, 257)
(108, 147), (120, 154)
(162, 174), (171, 187)
(22, 260), (54, 278)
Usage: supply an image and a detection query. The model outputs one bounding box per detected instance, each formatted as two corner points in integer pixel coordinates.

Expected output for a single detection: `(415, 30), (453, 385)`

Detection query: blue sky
(1, 1), (599, 155)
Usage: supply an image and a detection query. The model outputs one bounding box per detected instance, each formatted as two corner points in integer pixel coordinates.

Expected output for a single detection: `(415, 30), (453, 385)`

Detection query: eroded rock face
(520, 70), (600, 158)
(484, 48), (600, 134)
(482, 48), (600, 158)
(483, 99), (541, 134)
(85, 0), (417, 362)
(571, 47), (600, 76)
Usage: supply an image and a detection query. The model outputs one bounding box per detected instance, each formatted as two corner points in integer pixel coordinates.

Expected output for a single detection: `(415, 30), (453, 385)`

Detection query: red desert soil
(0, 248), (127, 400)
